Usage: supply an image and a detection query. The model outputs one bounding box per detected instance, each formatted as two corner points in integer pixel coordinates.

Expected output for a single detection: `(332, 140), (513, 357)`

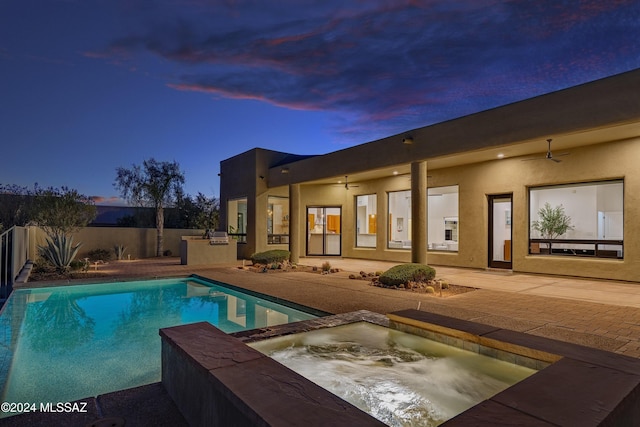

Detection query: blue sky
(1, 0), (639, 204)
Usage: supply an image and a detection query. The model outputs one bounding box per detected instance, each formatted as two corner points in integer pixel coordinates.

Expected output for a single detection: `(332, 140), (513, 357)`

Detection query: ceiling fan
(337, 175), (359, 190)
(522, 139), (569, 163)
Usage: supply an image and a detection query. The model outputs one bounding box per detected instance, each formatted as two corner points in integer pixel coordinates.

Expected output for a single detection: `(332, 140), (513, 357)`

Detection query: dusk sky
(1, 1), (639, 204)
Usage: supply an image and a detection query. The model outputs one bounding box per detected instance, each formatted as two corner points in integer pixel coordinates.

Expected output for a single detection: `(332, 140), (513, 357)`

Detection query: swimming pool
(0, 276), (319, 410)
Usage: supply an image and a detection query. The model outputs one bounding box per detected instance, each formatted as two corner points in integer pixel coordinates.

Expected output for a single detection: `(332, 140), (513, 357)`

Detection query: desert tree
(114, 159), (185, 257)
(31, 185), (97, 238)
(0, 184), (97, 272)
(33, 185), (96, 272)
(193, 192), (220, 232)
(0, 183), (37, 230)
(172, 191), (219, 231)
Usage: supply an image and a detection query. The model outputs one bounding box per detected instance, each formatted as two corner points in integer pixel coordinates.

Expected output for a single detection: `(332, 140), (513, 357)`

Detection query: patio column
(411, 161), (427, 264)
(289, 183), (300, 264)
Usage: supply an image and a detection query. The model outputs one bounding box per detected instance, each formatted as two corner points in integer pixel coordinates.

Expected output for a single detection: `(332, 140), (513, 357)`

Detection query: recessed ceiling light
(393, 171), (399, 175)
(497, 153), (505, 159)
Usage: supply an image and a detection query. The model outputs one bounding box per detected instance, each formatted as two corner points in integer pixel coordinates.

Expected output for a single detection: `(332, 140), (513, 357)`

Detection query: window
(388, 190), (411, 249)
(356, 194), (377, 248)
(428, 185), (459, 251)
(267, 196), (289, 244)
(227, 198), (247, 243)
(529, 180), (623, 258)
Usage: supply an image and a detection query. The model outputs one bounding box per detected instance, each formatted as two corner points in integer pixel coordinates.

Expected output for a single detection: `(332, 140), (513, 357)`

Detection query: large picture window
(388, 190), (411, 249)
(356, 194), (377, 248)
(267, 196), (289, 244)
(529, 180), (623, 258)
(428, 186), (459, 251)
(227, 198), (247, 242)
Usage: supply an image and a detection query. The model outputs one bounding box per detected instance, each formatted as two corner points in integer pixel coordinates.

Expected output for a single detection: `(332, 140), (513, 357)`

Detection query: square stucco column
(411, 161), (427, 264)
(289, 183), (300, 263)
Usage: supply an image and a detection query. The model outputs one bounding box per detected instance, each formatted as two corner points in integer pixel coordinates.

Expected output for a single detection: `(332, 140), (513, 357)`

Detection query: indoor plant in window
(531, 203), (574, 254)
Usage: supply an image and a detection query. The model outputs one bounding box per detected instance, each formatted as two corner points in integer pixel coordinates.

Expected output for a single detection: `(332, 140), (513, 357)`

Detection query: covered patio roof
(267, 68), (640, 187)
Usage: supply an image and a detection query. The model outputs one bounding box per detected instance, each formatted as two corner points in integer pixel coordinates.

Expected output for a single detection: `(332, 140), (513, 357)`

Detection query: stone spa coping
(164, 309), (640, 426)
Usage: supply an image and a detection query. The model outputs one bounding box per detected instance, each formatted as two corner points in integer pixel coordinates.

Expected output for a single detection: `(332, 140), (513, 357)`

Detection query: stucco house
(219, 68), (640, 282)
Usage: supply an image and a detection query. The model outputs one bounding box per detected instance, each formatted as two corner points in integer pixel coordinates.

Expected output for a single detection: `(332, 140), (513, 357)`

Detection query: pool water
(0, 277), (316, 409)
(250, 322), (537, 427)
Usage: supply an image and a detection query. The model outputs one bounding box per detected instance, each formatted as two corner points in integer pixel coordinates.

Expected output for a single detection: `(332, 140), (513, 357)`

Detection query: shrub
(250, 249), (290, 265)
(379, 263), (436, 287)
(321, 261), (331, 272)
(69, 259), (89, 271)
(87, 248), (111, 262)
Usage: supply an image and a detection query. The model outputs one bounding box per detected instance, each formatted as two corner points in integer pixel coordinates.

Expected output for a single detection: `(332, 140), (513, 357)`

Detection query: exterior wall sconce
(402, 136), (414, 145)
(281, 167), (290, 174)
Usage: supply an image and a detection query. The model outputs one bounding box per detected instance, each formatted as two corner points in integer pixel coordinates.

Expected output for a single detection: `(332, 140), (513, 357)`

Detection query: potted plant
(531, 203), (574, 254)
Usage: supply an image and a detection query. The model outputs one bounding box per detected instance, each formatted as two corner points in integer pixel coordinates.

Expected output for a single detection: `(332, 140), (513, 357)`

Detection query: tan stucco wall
(287, 138), (639, 282)
(509, 138), (640, 281)
(180, 237), (237, 265)
(30, 227), (204, 260)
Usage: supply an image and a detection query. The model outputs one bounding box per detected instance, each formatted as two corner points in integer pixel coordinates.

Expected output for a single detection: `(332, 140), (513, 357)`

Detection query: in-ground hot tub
(159, 309), (640, 426)
(250, 321), (537, 426)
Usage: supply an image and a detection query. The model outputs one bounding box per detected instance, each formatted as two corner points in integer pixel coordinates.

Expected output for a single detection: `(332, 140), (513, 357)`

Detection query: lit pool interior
(250, 321), (537, 427)
(0, 276), (318, 410)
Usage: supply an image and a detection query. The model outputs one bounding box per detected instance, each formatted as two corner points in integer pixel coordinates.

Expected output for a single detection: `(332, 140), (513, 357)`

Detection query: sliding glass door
(306, 206), (341, 256)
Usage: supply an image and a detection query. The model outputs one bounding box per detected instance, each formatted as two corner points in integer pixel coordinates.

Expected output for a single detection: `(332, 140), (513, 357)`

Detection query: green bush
(379, 263), (436, 287)
(69, 259), (88, 271)
(87, 248), (111, 262)
(250, 249), (290, 264)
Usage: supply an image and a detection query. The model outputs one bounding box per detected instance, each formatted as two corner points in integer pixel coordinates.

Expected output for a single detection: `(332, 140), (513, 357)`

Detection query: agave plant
(38, 233), (82, 273)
